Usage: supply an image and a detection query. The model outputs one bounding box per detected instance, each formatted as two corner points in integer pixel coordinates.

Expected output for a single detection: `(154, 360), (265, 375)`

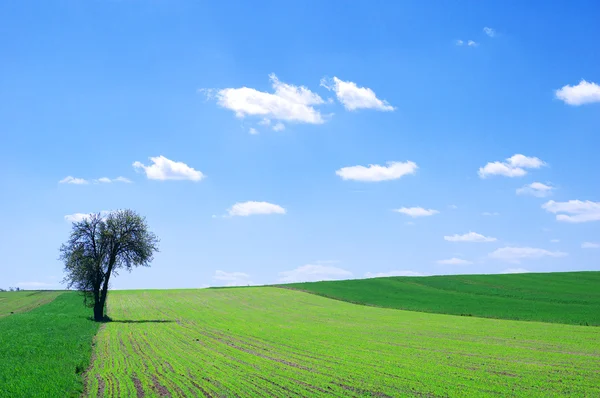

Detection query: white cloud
(213, 270), (253, 287)
(482, 212), (500, 216)
(516, 182), (554, 197)
(320, 77), (394, 111)
(550, 239), (560, 243)
(467, 40), (478, 47)
(64, 210), (111, 223)
(94, 176), (132, 184)
(133, 156), (204, 181)
(278, 263), (353, 283)
(455, 40), (464, 46)
(581, 242), (600, 249)
(59, 176), (88, 185)
(364, 270), (424, 278)
(478, 154), (546, 178)
(444, 232), (497, 243)
(272, 122), (285, 132)
(227, 201), (286, 217)
(489, 247), (567, 263)
(501, 268), (530, 274)
(542, 200), (600, 223)
(209, 74), (326, 124)
(336, 161), (417, 182)
(393, 207), (439, 218)
(483, 27), (496, 37)
(448, 204), (458, 209)
(258, 118), (271, 126)
(249, 127), (259, 135)
(436, 258), (473, 265)
(555, 80), (600, 105)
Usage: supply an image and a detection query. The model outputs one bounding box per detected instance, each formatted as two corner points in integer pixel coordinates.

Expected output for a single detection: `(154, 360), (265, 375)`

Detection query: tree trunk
(93, 300), (104, 321)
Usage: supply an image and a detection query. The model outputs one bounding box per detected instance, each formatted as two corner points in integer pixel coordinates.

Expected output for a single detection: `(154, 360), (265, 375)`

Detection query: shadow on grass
(87, 315), (174, 324)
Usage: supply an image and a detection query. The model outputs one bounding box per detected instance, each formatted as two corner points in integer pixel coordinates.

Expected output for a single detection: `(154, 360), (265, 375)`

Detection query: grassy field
(0, 290), (64, 318)
(86, 288), (600, 397)
(282, 271), (600, 325)
(0, 292), (100, 397)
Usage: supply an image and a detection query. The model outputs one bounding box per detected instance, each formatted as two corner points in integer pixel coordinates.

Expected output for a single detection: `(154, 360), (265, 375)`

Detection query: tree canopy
(60, 209), (159, 321)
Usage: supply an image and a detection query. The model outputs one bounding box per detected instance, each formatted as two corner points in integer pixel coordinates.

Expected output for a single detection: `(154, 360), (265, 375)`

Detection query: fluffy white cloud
(542, 200), (600, 223)
(581, 242), (600, 249)
(555, 80), (600, 105)
(249, 127), (259, 135)
(444, 232), (497, 242)
(133, 156), (204, 181)
(501, 268), (530, 274)
(336, 161), (417, 182)
(320, 77), (394, 111)
(516, 182), (554, 197)
(364, 270), (424, 278)
(478, 154), (546, 178)
(483, 27), (496, 37)
(272, 122), (285, 132)
(278, 264), (353, 283)
(227, 201), (286, 217)
(393, 207), (439, 217)
(482, 212), (500, 216)
(59, 176), (88, 185)
(436, 258), (473, 265)
(64, 210), (111, 223)
(210, 74), (325, 124)
(489, 247), (567, 263)
(213, 270), (253, 287)
(467, 40), (478, 47)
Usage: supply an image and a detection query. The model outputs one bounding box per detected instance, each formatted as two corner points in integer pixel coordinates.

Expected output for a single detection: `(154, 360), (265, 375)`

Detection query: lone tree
(60, 209), (159, 321)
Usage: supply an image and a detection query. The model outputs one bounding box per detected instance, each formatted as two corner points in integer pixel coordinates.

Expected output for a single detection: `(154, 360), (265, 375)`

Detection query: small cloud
(258, 118), (271, 126)
(455, 40), (464, 46)
(501, 268), (530, 274)
(479, 154), (546, 178)
(278, 263), (353, 283)
(550, 239), (560, 243)
(467, 40), (478, 47)
(64, 211), (111, 223)
(203, 74), (326, 124)
(94, 176), (133, 184)
(516, 182), (554, 197)
(272, 122), (285, 132)
(249, 127), (259, 135)
(227, 201), (286, 217)
(581, 242), (600, 249)
(320, 77), (394, 111)
(444, 232), (497, 243)
(59, 176), (88, 185)
(133, 156), (205, 181)
(336, 161), (417, 182)
(436, 258), (473, 265)
(394, 207), (439, 218)
(483, 27), (496, 37)
(213, 270), (253, 287)
(448, 204), (458, 210)
(542, 200), (600, 223)
(364, 270), (424, 278)
(489, 247), (567, 263)
(405, 221), (415, 226)
(555, 80), (600, 106)
(482, 212), (500, 216)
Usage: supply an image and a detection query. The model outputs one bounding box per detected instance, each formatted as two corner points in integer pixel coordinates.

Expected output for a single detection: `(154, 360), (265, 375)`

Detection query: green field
(0, 290), (63, 318)
(85, 287), (600, 397)
(0, 292), (100, 397)
(283, 271), (600, 325)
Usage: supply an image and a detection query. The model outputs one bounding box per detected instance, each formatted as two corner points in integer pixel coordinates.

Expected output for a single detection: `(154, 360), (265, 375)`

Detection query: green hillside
(0, 290), (64, 318)
(281, 271), (600, 325)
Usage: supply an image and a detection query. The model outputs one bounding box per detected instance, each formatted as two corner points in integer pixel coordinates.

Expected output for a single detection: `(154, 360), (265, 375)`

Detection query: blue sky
(1, 1), (599, 289)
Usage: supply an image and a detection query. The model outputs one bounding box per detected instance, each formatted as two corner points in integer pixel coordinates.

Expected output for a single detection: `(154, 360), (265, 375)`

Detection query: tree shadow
(87, 315), (174, 324)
